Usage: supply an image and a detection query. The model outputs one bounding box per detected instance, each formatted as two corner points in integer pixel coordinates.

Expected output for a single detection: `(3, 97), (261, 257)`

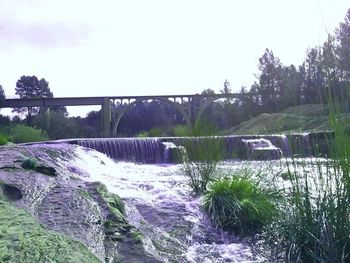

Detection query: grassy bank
(221, 104), (344, 135)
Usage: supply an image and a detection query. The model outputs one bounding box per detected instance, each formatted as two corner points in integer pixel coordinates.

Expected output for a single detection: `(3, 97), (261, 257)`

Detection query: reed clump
(203, 175), (277, 235)
(266, 95), (350, 262)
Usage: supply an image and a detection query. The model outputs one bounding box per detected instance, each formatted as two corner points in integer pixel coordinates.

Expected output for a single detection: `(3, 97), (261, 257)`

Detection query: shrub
(203, 176), (277, 235)
(136, 131), (148, 138)
(6, 125), (48, 143)
(0, 134), (7, 145)
(173, 120), (218, 137)
(173, 125), (193, 137)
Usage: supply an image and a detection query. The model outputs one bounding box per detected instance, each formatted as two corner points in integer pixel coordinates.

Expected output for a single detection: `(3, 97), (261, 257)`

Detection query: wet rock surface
(0, 144), (162, 262)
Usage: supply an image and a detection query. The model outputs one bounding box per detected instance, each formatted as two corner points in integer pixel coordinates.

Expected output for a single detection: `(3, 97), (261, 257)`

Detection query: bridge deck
(0, 93), (248, 108)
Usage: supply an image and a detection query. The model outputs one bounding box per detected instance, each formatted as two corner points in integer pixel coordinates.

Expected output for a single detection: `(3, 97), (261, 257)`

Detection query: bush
(137, 127), (166, 137)
(173, 125), (193, 137)
(203, 176), (277, 235)
(173, 120), (218, 137)
(0, 134), (7, 145)
(2, 125), (48, 143)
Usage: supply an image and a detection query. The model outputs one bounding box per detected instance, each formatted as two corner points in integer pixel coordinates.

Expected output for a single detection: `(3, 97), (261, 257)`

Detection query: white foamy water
(71, 146), (266, 263)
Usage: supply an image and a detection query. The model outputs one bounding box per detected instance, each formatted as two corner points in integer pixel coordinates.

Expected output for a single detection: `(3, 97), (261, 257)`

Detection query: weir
(73, 133), (330, 163)
(77, 138), (165, 163)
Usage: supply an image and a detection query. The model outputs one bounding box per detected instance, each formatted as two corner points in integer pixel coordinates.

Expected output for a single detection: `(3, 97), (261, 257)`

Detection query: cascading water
(77, 138), (165, 163)
(72, 146), (266, 262)
(241, 138), (282, 160)
(166, 135), (291, 160)
(74, 134), (314, 164)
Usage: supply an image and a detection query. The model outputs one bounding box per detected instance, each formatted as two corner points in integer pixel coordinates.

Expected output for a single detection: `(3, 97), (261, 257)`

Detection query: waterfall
(165, 135), (292, 159)
(72, 146), (266, 262)
(286, 133), (313, 157)
(77, 138), (165, 163)
(73, 133), (322, 164)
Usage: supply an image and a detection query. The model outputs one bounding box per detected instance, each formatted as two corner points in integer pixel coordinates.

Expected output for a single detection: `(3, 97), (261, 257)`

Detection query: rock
(240, 138), (283, 160)
(21, 158), (57, 177)
(0, 183), (23, 201)
(163, 142), (187, 163)
(21, 158), (36, 169)
(0, 143), (164, 262)
(34, 165), (57, 177)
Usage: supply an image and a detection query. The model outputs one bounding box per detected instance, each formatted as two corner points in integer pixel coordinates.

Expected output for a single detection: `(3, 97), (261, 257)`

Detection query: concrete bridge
(0, 93), (256, 137)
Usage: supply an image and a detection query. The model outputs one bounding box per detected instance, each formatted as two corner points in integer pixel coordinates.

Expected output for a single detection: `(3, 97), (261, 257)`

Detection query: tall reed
(266, 85), (350, 262)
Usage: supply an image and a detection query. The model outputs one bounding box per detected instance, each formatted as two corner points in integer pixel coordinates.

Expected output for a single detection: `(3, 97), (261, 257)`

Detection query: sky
(0, 0), (349, 116)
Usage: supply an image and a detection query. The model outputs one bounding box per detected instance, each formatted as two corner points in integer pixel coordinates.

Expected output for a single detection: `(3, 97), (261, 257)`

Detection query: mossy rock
(21, 159), (57, 177)
(0, 199), (100, 263)
(95, 183), (126, 223)
(21, 159), (37, 170)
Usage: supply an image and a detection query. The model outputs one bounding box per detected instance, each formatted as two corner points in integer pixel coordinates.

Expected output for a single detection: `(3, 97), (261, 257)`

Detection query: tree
(256, 49), (284, 112)
(220, 79), (232, 94)
(336, 9), (350, 84)
(13, 75), (53, 123)
(280, 64), (302, 107)
(0, 85), (5, 101)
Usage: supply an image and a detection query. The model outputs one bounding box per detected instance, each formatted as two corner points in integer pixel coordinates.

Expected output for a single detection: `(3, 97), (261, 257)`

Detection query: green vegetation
(222, 104), (336, 135)
(0, 125), (48, 143)
(21, 158), (37, 170)
(172, 125), (192, 137)
(21, 158), (57, 177)
(95, 183), (126, 223)
(180, 132), (223, 194)
(266, 146), (350, 262)
(0, 199), (100, 263)
(77, 189), (92, 200)
(203, 176), (276, 235)
(0, 134), (8, 145)
(137, 127), (167, 137)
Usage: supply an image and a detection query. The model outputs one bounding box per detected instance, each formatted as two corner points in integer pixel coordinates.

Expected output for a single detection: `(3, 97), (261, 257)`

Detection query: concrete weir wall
(41, 132), (335, 163)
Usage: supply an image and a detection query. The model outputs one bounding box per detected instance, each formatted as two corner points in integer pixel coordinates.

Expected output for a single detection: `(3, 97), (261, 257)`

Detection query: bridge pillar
(101, 98), (111, 137)
(190, 96), (198, 127)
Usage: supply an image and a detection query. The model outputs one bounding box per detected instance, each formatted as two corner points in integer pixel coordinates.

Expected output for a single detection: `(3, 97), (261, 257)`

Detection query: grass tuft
(203, 176), (277, 235)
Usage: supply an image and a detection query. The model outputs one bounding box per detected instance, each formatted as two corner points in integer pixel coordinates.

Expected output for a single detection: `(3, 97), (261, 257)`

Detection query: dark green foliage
(203, 176), (276, 235)
(0, 134), (7, 145)
(0, 84), (5, 101)
(0, 124), (48, 143)
(32, 111), (81, 139)
(13, 76), (53, 123)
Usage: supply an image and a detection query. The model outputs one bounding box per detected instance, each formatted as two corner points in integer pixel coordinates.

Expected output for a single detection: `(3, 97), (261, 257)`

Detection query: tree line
(0, 9), (350, 139)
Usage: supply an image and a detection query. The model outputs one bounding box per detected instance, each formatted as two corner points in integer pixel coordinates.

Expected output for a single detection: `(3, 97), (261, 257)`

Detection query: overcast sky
(0, 0), (348, 116)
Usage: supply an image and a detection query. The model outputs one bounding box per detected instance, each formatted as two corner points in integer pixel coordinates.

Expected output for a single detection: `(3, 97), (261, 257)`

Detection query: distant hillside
(221, 104), (350, 135)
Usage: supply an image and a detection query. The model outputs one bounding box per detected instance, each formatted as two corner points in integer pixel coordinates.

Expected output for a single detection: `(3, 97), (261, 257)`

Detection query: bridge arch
(111, 97), (191, 136)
